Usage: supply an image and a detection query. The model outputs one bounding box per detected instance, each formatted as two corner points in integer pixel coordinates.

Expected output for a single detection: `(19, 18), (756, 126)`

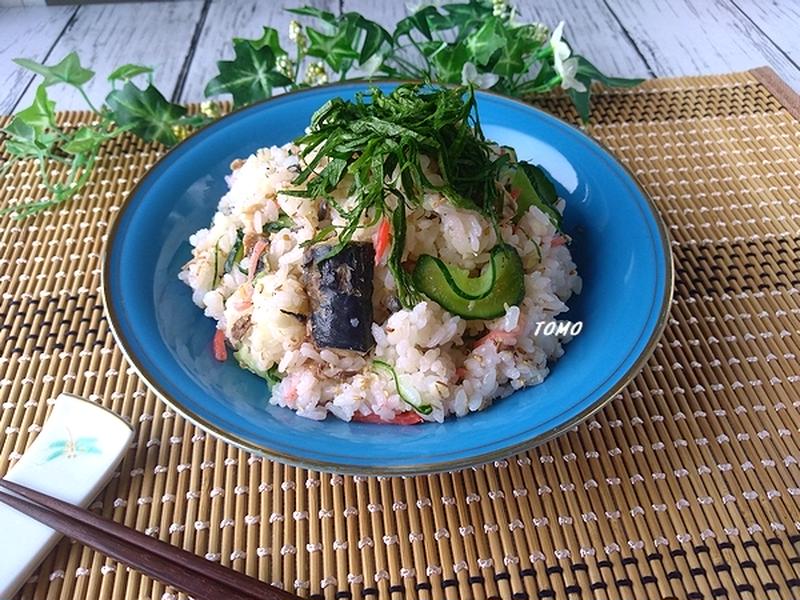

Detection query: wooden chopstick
(0, 479), (299, 600)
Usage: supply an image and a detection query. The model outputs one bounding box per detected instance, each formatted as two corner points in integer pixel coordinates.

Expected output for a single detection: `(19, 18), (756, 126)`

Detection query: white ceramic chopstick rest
(0, 393), (133, 599)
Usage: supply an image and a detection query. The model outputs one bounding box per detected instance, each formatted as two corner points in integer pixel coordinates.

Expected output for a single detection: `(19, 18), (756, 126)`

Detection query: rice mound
(179, 143), (581, 422)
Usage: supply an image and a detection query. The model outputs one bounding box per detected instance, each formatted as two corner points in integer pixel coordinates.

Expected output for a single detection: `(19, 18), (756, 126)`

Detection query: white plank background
(605, 0), (800, 88)
(1, 0), (799, 113)
(729, 0), (800, 69)
(14, 1), (205, 111)
(0, 5), (76, 114)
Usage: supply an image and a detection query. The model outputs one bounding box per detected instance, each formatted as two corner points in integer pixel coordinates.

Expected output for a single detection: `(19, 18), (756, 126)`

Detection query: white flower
(549, 21), (572, 75)
(549, 22), (586, 92)
(461, 62), (499, 89)
(558, 56), (587, 92)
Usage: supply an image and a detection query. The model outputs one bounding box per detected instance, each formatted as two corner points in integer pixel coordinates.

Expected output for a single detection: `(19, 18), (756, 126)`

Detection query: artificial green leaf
(4, 139), (39, 157)
(394, 5), (441, 41)
(250, 26), (287, 56)
(467, 18), (505, 65)
(3, 117), (36, 142)
(574, 55), (643, 88)
(287, 6), (337, 24)
(106, 81), (187, 146)
(430, 42), (470, 83)
(15, 85), (56, 130)
(355, 17), (392, 64)
(61, 126), (108, 154)
(490, 32), (528, 77)
(3, 113), (60, 158)
(3, 118), (44, 157)
(396, 2), (477, 40)
(107, 63), (153, 82)
(418, 40), (446, 58)
(442, 1), (494, 41)
(568, 84), (592, 123)
(204, 37), (291, 107)
(306, 26), (360, 73)
(14, 52), (94, 88)
(441, 1), (493, 24)
(180, 113), (214, 128)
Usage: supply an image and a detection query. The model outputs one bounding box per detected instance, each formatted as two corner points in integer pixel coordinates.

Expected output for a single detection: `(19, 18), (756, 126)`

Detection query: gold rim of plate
(100, 80), (676, 475)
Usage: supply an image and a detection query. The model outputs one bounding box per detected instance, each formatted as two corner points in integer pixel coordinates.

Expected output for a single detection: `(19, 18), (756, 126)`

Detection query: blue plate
(103, 82), (673, 474)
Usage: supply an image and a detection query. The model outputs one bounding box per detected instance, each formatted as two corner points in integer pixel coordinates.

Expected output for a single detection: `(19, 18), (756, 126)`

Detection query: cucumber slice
(412, 244), (525, 320)
(414, 254), (497, 301)
(510, 163), (562, 229)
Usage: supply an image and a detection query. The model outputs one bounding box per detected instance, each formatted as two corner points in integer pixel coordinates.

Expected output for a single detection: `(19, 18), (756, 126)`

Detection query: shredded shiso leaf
(290, 83), (510, 307)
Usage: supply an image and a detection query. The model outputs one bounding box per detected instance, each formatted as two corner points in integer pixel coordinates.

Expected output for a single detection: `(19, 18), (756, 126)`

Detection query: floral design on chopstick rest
(41, 429), (101, 462)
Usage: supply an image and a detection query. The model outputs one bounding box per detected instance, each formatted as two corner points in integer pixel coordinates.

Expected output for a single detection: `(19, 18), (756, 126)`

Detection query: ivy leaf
(395, 5), (440, 41)
(490, 32), (528, 77)
(106, 81), (187, 146)
(61, 126), (109, 154)
(467, 18), (505, 65)
(2, 116), (56, 157)
(418, 40), (445, 58)
(250, 26), (287, 56)
(107, 64), (153, 83)
(352, 16), (392, 64)
(574, 55), (643, 88)
(430, 42), (470, 83)
(441, 1), (492, 24)
(204, 36), (292, 107)
(441, 1), (493, 41)
(14, 52), (94, 88)
(306, 25), (361, 73)
(3, 118), (36, 144)
(15, 85), (56, 130)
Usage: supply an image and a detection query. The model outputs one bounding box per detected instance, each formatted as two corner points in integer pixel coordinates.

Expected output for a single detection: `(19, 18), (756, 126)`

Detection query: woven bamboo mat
(1, 68), (800, 600)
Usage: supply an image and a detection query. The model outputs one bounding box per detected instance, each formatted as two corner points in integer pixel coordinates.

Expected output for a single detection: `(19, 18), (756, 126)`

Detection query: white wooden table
(0, 0), (798, 115)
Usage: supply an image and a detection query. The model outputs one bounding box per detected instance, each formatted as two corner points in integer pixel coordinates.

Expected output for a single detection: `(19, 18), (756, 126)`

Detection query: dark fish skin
(303, 242), (375, 352)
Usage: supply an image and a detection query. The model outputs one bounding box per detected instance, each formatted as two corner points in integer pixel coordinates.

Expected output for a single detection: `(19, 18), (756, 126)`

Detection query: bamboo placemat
(2, 68), (800, 600)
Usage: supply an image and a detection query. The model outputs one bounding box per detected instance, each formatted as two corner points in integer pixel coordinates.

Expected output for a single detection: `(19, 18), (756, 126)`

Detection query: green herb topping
(290, 83), (510, 307)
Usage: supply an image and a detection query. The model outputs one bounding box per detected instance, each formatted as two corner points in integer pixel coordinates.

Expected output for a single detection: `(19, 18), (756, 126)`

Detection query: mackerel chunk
(303, 242), (375, 352)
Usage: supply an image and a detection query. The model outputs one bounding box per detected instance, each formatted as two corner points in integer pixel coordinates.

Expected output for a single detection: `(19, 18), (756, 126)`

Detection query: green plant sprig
(0, 52), (209, 217)
(1, 0), (642, 219)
